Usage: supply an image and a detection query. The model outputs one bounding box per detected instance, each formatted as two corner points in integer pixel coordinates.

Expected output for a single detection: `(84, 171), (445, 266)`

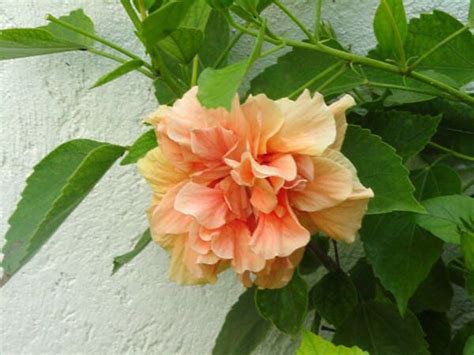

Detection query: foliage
(1, 0), (473, 353)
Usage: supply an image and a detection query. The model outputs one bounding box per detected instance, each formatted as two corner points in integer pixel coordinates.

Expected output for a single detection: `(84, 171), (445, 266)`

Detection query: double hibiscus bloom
(139, 87), (373, 289)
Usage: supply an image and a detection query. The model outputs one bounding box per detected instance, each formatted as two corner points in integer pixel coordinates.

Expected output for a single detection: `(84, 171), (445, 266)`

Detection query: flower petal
(190, 126), (238, 161)
(329, 94), (355, 150)
(174, 182), (230, 229)
(268, 90), (336, 155)
(250, 178), (278, 213)
(290, 156), (353, 212)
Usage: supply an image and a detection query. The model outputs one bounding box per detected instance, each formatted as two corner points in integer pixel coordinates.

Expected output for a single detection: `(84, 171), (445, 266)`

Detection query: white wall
(0, 1), (469, 354)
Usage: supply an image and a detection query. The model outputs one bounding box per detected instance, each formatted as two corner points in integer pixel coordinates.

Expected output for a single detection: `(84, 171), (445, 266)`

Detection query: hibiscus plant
(1, 0), (474, 354)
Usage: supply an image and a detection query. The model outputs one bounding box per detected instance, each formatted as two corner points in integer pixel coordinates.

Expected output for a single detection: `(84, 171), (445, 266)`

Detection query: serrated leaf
(91, 59), (144, 88)
(348, 258), (377, 301)
(157, 28), (203, 64)
(310, 269), (358, 327)
(373, 0), (407, 61)
(411, 164), (462, 201)
(1, 140), (125, 284)
(341, 125), (424, 214)
(461, 229), (474, 301)
(297, 330), (368, 355)
(212, 288), (271, 355)
(249, 42), (363, 99)
(44, 9), (95, 48)
(0, 29), (83, 60)
(300, 235), (329, 275)
(333, 301), (429, 355)
(255, 271), (308, 335)
(409, 259), (453, 314)
(121, 130), (158, 165)
(416, 195), (474, 244)
(405, 10), (474, 85)
(112, 229), (151, 274)
(198, 22), (265, 110)
(364, 111), (441, 162)
(417, 311), (451, 355)
(361, 212), (443, 314)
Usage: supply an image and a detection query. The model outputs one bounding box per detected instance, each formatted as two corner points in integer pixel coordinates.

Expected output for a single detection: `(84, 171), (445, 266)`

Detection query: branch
(307, 240), (339, 272)
(428, 142), (474, 162)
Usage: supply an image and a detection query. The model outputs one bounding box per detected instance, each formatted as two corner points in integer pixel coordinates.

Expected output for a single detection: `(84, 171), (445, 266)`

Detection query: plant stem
(191, 55), (199, 86)
(137, 0), (147, 21)
(428, 142), (474, 162)
(46, 14), (155, 72)
(225, 15), (474, 105)
(332, 241), (340, 267)
(260, 42), (286, 58)
(273, 0), (315, 43)
(288, 62), (343, 98)
(119, 0), (141, 31)
(314, 0), (323, 40)
(307, 240), (339, 272)
(409, 25), (469, 70)
(214, 31), (244, 68)
(87, 48), (156, 79)
(365, 80), (453, 101)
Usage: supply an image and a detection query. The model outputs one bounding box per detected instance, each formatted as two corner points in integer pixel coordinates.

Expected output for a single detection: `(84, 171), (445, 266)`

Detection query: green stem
(226, 16), (474, 105)
(316, 64), (348, 91)
(308, 240), (339, 272)
(87, 48), (156, 79)
(332, 241), (340, 267)
(46, 14), (154, 72)
(315, 0), (323, 40)
(119, 0), (141, 31)
(365, 80), (453, 101)
(288, 62), (343, 99)
(428, 142), (474, 162)
(273, 0), (315, 42)
(260, 42), (286, 58)
(409, 25), (469, 70)
(213, 31), (244, 68)
(191, 55), (199, 86)
(137, 0), (147, 21)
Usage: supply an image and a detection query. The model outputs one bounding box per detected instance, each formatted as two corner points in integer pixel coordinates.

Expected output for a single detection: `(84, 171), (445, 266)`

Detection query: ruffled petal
(268, 90), (336, 155)
(328, 94), (355, 150)
(250, 178), (278, 213)
(174, 182), (230, 229)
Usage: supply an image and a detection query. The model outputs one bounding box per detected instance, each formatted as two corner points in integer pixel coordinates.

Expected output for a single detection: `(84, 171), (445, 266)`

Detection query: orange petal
(329, 94), (355, 151)
(290, 156), (353, 212)
(218, 177), (251, 220)
(190, 126), (238, 161)
(150, 182), (193, 235)
(250, 194), (310, 258)
(250, 178), (278, 213)
(268, 90), (336, 155)
(242, 94), (284, 155)
(174, 182), (230, 229)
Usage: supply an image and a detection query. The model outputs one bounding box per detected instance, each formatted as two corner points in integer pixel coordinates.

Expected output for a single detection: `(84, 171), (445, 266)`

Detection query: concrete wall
(0, 0), (469, 354)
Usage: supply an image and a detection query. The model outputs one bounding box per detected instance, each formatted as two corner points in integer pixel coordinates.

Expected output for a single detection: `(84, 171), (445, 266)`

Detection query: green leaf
(0, 29), (83, 60)
(121, 130), (158, 165)
(255, 271), (308, 335)
(249, 42), (363, 99)
(451, 321), (474, 355)
(464, 337), (474, 355)
(405, 11), (474, 85)
(373, 0), (407, 61)
(197, 21), (265, 110)
(212, 288), (271, 355)
(469, 0), (474, 27)
(417, 311), (451, 355)
(153, 78), (179, 104)
(409, 259), (453, 314)
(91, 59), (144, 88)
(461, 230), (474, 301)
(112, 229), (151, 274)
(341, 125), (424, 214)
(348, 258), (377, 301)
(300, 235), (330, 275)
(157, 28), (203, 64)
(416, 195), (474, 244)
(310, 270), (358, 327)
(1, 140), (125, 284)
(411, 164), (462, 201)
(361, 212), (443, 314)
(364, 111), (441, 162)
(297, 330), (368, 355)
(199, 10), (230, 67)
(44, 9), (96, 48)
(333, 301), (429, 355)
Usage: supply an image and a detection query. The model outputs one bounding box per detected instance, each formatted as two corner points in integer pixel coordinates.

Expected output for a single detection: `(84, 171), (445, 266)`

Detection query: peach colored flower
(138, 87), (373, 288)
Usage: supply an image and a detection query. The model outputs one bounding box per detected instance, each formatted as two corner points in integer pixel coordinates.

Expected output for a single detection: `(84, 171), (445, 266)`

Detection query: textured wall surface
(0, 1), (469, 354)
